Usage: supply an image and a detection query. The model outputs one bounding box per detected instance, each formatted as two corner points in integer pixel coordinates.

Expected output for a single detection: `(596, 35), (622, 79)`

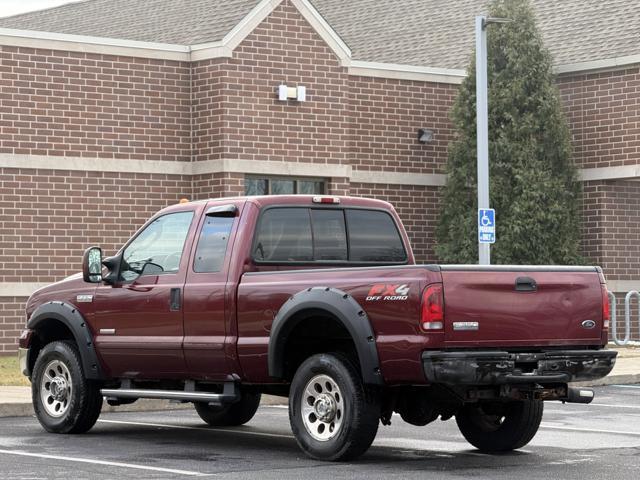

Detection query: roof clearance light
(312, 196), (340, 204)
(179, 198), (190, 204)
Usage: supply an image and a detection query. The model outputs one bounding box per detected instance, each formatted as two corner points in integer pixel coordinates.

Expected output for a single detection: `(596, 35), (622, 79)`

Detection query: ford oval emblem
(581, 320), (596, 329)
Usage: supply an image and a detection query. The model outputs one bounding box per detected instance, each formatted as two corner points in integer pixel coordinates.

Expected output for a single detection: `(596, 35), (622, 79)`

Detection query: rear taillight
(602, 287), (610, 331)
(421, 284), (444, 331)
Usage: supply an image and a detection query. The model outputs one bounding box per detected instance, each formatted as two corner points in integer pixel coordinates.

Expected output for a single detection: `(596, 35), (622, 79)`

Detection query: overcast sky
(0, 0), (83, 18)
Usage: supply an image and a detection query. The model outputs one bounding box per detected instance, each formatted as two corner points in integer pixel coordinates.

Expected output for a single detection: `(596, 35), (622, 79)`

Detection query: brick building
(1, 0), (639, 351)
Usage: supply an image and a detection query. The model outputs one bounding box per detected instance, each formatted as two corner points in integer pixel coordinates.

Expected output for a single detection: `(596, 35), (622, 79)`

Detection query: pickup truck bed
(18, 195), (617, 461)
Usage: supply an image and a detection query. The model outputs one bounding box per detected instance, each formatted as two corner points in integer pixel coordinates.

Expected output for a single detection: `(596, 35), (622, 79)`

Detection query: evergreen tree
(435, 0), (582, 264)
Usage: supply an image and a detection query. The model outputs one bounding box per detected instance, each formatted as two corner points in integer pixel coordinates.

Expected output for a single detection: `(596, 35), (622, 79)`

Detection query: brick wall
(0, 46), (191, 161)
(192, 57), (226, 163)
(348, 76), (455, 175)
(558, 66), (640, 170)
(0, 168), (191, 283)
(2, 0), (640, 350)
(192, 1), (351, 167)
(581, 179), (640, 281)
(0, 297), (26, 353)
(350, 182), (442, 264)
(192, 172), (244, 199)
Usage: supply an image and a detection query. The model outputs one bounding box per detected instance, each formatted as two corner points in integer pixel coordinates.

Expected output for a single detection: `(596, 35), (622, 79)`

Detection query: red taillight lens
(602, 287), (610, 330)
(421, 284), (444, 331)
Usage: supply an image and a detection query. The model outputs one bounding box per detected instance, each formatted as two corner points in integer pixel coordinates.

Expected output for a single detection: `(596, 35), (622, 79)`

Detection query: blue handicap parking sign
(478, 208), (495, 244)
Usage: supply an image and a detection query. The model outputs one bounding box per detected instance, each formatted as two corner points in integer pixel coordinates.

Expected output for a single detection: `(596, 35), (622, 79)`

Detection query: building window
(245, 175), (326, 195)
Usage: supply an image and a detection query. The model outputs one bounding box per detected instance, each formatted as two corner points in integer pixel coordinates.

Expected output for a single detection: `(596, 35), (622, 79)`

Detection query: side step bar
(101, 381), (239, 405)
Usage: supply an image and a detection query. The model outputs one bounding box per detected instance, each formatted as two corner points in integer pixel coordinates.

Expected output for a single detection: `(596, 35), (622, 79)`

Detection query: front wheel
(32, 341), (103, 434)
(289, 353), (380, 461)
(455, 399), (543, 452)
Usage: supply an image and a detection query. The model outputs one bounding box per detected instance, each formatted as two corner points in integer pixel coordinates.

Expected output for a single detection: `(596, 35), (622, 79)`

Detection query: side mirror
(82, 246), (103, 283)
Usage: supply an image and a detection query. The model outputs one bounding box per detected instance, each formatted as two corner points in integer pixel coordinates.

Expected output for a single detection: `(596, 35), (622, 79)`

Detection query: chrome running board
(101, 381), (238, 404)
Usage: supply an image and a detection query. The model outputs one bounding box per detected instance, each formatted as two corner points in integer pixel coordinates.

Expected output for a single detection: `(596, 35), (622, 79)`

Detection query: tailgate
(440, 266), (605, 348)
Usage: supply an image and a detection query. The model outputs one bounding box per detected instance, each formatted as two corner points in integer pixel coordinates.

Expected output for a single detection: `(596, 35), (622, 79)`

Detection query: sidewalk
(573, 345), (640, 387)
(1, 347), (638, 418)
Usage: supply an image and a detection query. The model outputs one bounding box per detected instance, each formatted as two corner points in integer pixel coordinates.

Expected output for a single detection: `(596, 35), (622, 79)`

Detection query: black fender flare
(27, 301), (104, 380)
(268, 287), (383, 385)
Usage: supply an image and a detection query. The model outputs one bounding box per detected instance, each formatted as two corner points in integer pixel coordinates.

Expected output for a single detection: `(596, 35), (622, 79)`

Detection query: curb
(572, 373), (640, 388)
(0, 394), (288, 418)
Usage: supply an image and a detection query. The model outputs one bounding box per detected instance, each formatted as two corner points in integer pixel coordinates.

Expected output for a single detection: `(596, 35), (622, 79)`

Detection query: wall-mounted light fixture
(278, 84), (306, 102)
(418, 128), (434, 143)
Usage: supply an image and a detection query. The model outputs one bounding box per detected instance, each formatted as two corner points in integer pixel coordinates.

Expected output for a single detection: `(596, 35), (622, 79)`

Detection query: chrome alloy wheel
(40, 359), (72, 417)
(301, 374), (344, 441)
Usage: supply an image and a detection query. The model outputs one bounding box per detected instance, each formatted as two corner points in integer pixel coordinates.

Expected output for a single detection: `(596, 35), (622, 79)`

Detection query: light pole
(476, 15), (510, 265)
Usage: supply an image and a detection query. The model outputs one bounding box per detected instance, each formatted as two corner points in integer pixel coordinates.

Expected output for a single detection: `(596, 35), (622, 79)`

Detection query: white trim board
(0, 0), (637, 82)
(0, 28), (192, 61)
(351, 170), (446, 187)
(0, 154), (351, 178)
(0, 153), (191, 175)
(3, 154), (640, 186)
(291, 0), (351, 62)
(192, 159), (351, 178)
(606, 280), (640, 293)
(0, 283), (48, 297)
(580, 165), (640, 182)
(348, 60), (465, 85)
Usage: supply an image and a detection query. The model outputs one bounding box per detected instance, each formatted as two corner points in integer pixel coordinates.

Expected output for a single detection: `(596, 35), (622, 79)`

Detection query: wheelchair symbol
(480, 213), (492, 227)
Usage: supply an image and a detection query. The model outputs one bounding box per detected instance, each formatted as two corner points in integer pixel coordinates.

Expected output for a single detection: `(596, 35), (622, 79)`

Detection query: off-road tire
(455, 399), (544, 452)
(289, 353), (380, 461)
(32, 340), (103, 434)
(194, 392), (261, 427)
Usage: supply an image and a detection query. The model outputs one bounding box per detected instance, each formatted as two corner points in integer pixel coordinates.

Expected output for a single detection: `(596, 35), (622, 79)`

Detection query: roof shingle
(0, 0), (638, 69)
(0, 0), (260, 45)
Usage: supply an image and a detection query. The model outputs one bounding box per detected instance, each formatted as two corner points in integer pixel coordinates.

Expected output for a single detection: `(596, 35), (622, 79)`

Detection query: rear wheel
(32, 340), (103, 434)
(194, 392), (261, 427)
(455, 399), (543, 452)
(289, 353), (380, 461)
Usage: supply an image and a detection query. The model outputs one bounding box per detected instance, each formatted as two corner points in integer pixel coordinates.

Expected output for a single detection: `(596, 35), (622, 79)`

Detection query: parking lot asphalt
(1, 384), (639, 479)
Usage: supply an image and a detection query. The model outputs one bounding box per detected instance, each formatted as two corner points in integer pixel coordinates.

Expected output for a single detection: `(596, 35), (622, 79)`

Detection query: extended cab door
(93, 205), (201, 378)
(182, 200), (245, 380)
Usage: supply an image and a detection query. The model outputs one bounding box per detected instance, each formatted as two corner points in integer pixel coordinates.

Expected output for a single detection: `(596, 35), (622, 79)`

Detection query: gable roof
(0, 0), (638, 71)
(311, 0), (640, 69)
(0, 0), (260, 45)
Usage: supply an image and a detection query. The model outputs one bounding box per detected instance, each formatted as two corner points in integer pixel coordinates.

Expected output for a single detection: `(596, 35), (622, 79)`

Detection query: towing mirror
(82, 246), (103, 283)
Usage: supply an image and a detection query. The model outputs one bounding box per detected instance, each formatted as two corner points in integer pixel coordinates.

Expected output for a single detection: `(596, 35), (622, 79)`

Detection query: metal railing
(609, 290), (640, 346)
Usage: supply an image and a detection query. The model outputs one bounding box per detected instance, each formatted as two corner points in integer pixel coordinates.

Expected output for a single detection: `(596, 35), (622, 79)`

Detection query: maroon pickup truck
(18, 195), (616, 460)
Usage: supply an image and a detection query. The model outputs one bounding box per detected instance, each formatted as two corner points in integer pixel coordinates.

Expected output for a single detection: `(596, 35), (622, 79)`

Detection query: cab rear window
(346, 209), (407, 262)
(253, 207), (407, 264)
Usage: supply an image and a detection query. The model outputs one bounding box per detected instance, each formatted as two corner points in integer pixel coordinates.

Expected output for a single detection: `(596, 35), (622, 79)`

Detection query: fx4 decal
(366, 284), (410, 301)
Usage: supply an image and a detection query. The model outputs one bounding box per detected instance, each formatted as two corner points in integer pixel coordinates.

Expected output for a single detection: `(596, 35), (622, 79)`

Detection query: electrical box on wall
(278, 84), (306, 102)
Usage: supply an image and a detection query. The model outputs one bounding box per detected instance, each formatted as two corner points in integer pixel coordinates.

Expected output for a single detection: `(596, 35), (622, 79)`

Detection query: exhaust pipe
(565, 387), (594, 404)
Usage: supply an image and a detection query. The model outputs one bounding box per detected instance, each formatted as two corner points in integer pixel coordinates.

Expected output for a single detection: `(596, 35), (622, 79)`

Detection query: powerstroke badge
(366, 284), (410, 301)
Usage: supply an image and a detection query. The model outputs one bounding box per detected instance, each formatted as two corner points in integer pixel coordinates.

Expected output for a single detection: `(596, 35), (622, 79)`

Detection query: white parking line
(0, 449), (209, 477)
(546, 403), (640, 410)
(98, 418), (294, 439)
(540, 424), (640, 437)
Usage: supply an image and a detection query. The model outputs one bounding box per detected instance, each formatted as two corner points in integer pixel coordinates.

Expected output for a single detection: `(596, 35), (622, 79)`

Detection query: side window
(311, 209), (347, 261)
(193, 215), (235, 273)
(253, 208), (313, 262)
(346, 210), (407, 262)
(122, 211), (194, 280)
